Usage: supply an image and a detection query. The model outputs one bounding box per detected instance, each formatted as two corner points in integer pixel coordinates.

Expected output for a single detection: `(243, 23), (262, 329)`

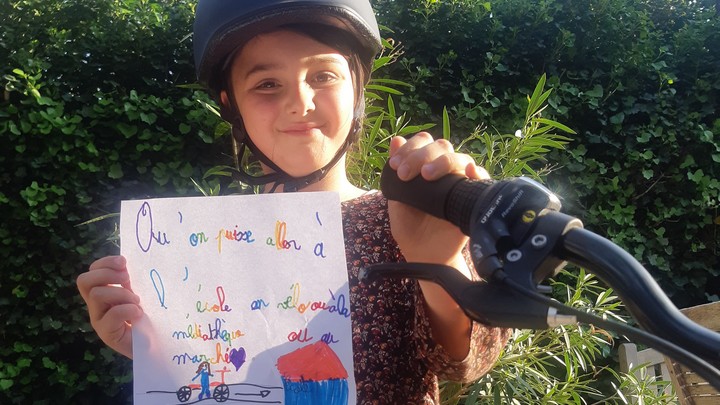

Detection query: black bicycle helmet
(192, 0), (383, 193)
(194, 0), (382, 93)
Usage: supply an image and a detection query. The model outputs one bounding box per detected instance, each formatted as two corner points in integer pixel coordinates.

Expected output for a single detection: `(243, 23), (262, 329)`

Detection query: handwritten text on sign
(120, 192), (355, 404)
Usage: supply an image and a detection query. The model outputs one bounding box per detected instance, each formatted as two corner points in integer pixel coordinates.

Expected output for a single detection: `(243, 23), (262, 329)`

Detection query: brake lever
(361, 263), (563, 329)
(361, 210), (582, 329)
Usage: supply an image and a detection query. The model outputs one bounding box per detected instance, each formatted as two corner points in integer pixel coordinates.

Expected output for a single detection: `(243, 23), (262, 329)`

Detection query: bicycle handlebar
(560, 229), (720, 362)
(362, 164), (720, 389)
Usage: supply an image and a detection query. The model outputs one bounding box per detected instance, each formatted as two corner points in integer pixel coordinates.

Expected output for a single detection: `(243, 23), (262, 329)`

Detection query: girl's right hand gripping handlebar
(360, 164), (720, 389)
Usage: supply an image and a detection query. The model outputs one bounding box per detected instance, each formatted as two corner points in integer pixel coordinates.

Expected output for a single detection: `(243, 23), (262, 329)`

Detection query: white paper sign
(120, 192), (355, 404)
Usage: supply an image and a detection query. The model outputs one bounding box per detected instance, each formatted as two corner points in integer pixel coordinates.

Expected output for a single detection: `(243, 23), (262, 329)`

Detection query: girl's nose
(286, 82), (315, 115)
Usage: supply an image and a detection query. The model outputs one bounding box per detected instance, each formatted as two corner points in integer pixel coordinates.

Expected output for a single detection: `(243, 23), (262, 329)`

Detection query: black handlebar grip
(380, 164), (495, 235)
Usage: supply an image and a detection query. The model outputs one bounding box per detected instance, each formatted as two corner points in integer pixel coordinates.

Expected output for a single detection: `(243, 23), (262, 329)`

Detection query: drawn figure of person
(192, 361), (213, 400)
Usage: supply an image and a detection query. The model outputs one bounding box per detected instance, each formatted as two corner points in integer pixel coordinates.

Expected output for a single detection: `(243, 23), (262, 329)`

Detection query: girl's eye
(255, 80), (278, 90)
(314, 72), (338, 83)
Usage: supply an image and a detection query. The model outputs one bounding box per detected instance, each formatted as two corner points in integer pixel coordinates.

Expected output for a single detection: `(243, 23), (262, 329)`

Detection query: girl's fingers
(96, 303), (143, 330)
(388, 133), (435, 165)
(77, 267), (131, 301)
(390, 134), (455, 181)
(89, 255), (126, 271)
(419, 152), (477, 181)
(93, 303), (141, 359)
(389, 134), (483, 182)
(466, 164), (491, 180)
(388, 135), (408, 159)
(86, 285), (141, 325)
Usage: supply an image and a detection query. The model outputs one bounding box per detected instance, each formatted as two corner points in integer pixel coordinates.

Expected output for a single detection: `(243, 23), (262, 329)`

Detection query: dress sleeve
(412, 248), (512, 382)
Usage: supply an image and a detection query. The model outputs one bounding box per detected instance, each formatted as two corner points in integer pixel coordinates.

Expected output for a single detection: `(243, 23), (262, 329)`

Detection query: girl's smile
(279, 121), (323, 136)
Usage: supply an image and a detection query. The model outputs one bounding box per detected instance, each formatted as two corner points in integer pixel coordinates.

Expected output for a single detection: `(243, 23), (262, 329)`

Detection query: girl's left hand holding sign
(76, 255), (142, 359)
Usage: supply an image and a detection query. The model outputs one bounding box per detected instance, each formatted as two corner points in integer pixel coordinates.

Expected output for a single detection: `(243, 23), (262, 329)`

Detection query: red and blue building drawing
(276, 341), (349, 405)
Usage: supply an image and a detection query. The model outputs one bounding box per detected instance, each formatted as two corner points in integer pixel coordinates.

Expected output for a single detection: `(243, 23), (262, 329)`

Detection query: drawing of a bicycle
(145, 365), (283, 404)
(175, 381), (229, 403)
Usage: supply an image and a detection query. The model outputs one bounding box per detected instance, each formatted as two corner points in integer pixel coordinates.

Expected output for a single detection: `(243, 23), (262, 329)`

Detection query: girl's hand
(387, 133), (488, 265)
(386, 133), (489, 360)
(76, 255), (142, 359)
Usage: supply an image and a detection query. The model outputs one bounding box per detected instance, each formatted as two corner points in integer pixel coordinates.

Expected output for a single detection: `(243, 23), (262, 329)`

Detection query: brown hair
(195, 361), (210, 374)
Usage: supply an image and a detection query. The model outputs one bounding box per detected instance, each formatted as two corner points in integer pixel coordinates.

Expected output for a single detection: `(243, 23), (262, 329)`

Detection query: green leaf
(0, 379), (13, 390)
(214, 121), (231, 139)
(41, 357), (56, 369)
(461, 87), (475, 104)
(13, 342), (32, 352)
(526, 136), (569, 149)
(651, 61), (668, 70)
(202, 165), (234, 179)
(75, 213), (120, 227)
(397, 123), (434, 136)
(442, 107), (451, 140)
(585, 85), (604, 98)
(370, 78), (411, 87)
(37, 96), (54, 106)
(139, 112), (157, 124)
(687, 169), (704, 182)
(610, 112), (625, 124)
(12, 285), (28, 298)
(535, 118), (576, 134)
(108, 163), (124, 179)
(387, 96), (396, 119)
(527, 74), (547, 117)
(680, 155), (696, 168)
(636, 132), (652, 143)
(365, 84), (403, 95)
(116, 122), (137, 138)
(372, 56), (393, 71)
(178, 162), (193, 178)
(197, 99), (221, 116)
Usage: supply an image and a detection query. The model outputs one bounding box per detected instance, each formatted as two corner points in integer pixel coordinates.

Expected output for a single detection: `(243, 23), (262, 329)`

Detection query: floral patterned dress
(342, 191), (510, 404)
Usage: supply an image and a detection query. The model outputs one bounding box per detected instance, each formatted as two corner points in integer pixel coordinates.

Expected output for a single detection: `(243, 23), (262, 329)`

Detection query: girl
(192, 361), (213, 400)
(77, 1), (510, 403)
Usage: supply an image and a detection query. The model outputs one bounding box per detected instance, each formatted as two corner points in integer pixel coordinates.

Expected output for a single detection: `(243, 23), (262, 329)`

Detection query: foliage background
(1, 0), (718, 403)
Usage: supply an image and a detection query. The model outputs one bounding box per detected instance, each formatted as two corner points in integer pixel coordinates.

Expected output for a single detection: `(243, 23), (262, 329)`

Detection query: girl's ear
(219, 90), (235, 121)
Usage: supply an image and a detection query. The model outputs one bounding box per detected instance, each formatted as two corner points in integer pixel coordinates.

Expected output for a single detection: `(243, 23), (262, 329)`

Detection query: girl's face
(228, 30), (356, 177)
